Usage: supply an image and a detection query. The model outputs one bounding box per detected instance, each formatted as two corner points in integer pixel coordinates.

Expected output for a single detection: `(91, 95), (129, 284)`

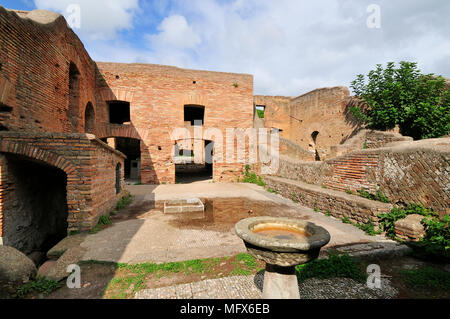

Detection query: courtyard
(0, 3), (448, 305)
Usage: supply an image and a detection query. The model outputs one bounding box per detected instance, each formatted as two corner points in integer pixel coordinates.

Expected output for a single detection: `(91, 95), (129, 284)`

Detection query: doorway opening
(2, 154), (68, 263)
(311, 131), (321, 161)
(68, 62), (80, 130)
(114, 137), (141, 182)
(175, 139), (213, 183)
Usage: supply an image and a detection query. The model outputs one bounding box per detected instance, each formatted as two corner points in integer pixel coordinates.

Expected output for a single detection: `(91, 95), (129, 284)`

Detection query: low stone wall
(272, 137), (450, 217)
(265, 176), (392, 225)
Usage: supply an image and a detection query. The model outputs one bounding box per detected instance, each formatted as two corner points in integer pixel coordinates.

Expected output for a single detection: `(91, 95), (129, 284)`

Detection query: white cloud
(34, 0), (140, 40)
(149, 15), (201, 49)
(143, 0), (450, 95)
(34, 0), (450, 96)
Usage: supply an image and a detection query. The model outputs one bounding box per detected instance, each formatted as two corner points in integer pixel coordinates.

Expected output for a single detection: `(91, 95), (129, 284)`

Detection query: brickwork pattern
(272, 138), (450, 216)
(0, 132), (125, 234)
(94, 62), (254, 183)
(265, 176), (392, 225)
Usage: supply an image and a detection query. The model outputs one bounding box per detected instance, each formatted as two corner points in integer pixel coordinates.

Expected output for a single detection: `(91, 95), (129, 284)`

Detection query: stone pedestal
(262, 264), (300, 299)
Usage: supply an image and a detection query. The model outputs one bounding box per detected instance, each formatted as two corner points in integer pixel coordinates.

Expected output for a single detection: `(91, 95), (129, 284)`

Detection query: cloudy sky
(2, 0), (449, 96)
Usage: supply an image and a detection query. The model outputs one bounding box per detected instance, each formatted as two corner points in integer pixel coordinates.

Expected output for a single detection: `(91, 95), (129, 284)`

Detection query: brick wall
(0, 7), (97, 133)
(94, 62), (254, 183)
(271, 137), (450, 216)
(254, 87), (360, 161)
(265, 176), (392, 226)
(0, 132), (125, 238)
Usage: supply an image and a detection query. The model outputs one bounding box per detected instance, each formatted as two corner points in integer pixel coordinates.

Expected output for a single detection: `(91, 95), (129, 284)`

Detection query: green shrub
(256, 109), (264, 118)
(355, 218), (382, 236)
(412, 215), (449, 260)
(116, 193), (132, 210)
(378, 204), (436, 239)
(350, 61), (450, 140)
(241, 165), (265, 187)
(296, 252), (366, 283)
(379, 205), (448, 260)
(341, 216), (351, 224)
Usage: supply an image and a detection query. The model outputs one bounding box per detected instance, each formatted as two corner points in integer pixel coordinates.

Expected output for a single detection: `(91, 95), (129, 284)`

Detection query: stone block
(394, 214), (426, 242)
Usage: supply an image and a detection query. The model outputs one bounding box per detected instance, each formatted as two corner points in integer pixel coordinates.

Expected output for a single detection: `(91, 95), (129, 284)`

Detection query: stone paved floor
(134, 274), (399, 299)
(80, 183), (394, 264)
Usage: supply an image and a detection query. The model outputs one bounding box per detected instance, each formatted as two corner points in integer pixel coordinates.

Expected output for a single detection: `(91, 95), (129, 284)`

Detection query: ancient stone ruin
(0, 7), (448, 268)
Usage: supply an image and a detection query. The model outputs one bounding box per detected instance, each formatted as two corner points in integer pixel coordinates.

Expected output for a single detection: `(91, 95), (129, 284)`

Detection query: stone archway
(0, 141), (83, 254)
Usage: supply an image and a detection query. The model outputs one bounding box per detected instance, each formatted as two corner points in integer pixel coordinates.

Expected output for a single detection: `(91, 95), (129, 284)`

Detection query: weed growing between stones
(89, 193), (133, 234)
(357, 188), (390, 203)
(16, 276), (62, 298)
(240, 165), (265, 187)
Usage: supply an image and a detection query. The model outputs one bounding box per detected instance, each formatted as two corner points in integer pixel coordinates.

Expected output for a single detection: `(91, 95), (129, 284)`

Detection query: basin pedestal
(262, 264), (299, 299)
(234, 217), (330, 300)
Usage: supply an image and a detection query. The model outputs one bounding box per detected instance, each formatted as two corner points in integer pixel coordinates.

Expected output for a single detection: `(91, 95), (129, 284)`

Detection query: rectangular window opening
(108, 101), (130, 124)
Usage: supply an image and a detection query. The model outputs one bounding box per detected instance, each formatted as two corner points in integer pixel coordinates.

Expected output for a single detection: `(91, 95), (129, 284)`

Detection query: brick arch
(96, 124), (142, 140)
(98, 88), (134, 103)
(179, 93), (208, 107)
(0, 140), (80, 177)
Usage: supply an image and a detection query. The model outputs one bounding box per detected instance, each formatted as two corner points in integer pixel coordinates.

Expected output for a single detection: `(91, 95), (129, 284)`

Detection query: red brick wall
(255, 88), (360, 161)
(0, 7), (96, 133)
(94, 62), (254, 183)
(0, 132), (125, 234)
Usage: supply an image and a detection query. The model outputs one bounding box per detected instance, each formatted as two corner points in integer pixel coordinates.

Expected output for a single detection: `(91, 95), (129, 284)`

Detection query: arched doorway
(311, 131), (321, 161)
(68, 62), (80, 131)
(1, 153), (68, 261)
(84, 102), (95, 133)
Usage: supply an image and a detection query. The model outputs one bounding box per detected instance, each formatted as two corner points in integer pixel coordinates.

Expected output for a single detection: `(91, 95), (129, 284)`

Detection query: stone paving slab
(134, 274), (398, 299)
(80, 183), (396, 264)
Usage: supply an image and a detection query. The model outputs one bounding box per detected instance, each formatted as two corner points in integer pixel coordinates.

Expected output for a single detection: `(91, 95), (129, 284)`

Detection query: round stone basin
(251, 223), (311, 240)
(235, 216), (330, 267)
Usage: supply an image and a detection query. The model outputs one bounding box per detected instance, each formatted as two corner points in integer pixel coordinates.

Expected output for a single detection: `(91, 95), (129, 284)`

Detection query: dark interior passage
(175, 140), (213, 183)
(108, 101), (130, 124)
(115, 137), (141, 180)
(184, 105), (205, 126)
(3, 154), (68, 259)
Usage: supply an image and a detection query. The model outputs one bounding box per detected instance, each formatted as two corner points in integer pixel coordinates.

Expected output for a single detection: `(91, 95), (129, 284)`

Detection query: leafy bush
(355, 218), (382, 236)
(350, 61), (450, 140)
(296, 252), (366, 283)
(116, 193), (132, 210)
(378, 204), (436, 239)
(378, 207), (407, 239)
(412, 215), (449, 260)
(256, 109), (264, 118)
(241, 165), (265, 187)
(379, 205), (448, 260)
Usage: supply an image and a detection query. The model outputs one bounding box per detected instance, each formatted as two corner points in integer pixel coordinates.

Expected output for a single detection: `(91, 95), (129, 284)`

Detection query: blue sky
(1, 0), (449, 96)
